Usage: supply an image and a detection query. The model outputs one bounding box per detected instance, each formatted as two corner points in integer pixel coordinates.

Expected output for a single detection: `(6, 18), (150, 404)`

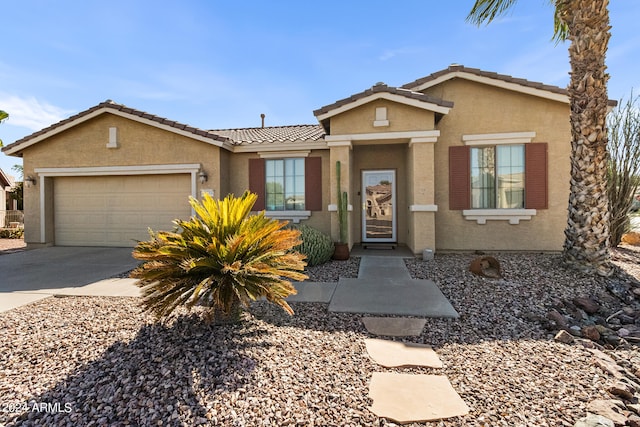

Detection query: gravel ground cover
(0, 238), (25, 253)
(1, 249), (639, 426)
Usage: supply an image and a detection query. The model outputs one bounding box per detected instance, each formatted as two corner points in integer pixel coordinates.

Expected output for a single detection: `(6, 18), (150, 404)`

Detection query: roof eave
(404, 70), (571, 104)
(2, 104), (230, 156)
(314, 92), (452, 123)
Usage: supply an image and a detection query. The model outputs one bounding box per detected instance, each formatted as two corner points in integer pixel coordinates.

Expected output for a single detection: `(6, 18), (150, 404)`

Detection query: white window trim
(462, 131), (535, 146)
(462, 132), (535, 224)
(258, 150), (310, 159)
(409, 204), (438, 212)
(327, 204), (354, 212)
(263, 210), (311, 224)
(463, 209), (537, 225)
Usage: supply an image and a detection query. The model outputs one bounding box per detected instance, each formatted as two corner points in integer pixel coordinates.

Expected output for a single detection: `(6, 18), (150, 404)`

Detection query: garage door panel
(54, 174), (191, 247)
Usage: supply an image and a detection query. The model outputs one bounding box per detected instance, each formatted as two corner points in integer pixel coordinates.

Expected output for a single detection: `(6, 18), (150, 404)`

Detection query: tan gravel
(0, 238), (25, 253)
(1, 247), (639, 426)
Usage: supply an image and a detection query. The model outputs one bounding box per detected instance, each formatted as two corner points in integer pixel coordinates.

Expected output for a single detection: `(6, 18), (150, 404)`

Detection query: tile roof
(2, 100), (229, 154)
(212, 124), (325, 144)
(402, 64), (567, 94)
(313, 82), (453, 117)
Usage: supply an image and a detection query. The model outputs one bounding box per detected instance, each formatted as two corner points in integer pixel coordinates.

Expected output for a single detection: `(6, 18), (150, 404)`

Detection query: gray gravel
(1, 249), (639, 426)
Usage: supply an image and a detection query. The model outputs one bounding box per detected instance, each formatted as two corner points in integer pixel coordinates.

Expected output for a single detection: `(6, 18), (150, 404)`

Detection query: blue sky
(1, 1), (639, 177)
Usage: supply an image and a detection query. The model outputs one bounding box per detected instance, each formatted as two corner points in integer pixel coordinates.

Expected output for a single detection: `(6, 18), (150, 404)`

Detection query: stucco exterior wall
(20, 113), (223, 245)
(330, 100), (435, 135)
(425, 78), (571, 251)
(227, 150), (332, 235)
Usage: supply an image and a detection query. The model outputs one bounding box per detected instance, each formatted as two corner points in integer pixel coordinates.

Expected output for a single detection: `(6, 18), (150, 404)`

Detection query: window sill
(263, 210), (311, 224)
(462, 209), (537, 225)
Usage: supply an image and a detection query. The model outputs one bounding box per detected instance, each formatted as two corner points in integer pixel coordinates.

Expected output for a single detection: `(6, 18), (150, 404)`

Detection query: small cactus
(294, 225), (334, 266)
(336, 161), (348, 243)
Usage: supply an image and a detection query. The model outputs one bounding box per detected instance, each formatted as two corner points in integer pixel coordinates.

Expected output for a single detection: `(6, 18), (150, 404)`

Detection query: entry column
(407, 135), (439, 255)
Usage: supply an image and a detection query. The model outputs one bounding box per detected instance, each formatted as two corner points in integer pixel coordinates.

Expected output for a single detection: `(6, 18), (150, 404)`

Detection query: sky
(1, 1), (640, 179)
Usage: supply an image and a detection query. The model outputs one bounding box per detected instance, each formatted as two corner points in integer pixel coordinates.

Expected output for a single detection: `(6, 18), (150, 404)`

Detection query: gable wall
(20, 113), (222, 244)
(330, 99), (435, 134)
(424, 78), (571, 251)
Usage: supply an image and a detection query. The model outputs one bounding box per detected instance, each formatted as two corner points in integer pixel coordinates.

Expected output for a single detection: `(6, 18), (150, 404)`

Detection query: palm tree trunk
(561, 0), (613, 276)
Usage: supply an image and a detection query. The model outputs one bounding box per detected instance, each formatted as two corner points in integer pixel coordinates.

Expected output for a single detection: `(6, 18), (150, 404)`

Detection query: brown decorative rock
(574, 296), (601, 314)
(547, 309), (569, 329)
(608, 381), (636, 400)
(586, 399), (628, 426)
(582, 325), (602, 342)
(554, 330), (575, 344)
(628, 415), (640, 427)
(469, 256), (502, 279)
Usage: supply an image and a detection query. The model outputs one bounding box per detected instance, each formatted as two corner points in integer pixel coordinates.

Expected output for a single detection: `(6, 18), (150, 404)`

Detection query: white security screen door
(362, 170), (396, 243)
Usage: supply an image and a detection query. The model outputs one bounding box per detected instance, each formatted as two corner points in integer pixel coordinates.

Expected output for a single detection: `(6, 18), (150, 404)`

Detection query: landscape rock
(574, 413), (615, 427)
(548, 309), (569, 329)
(607, 381), (636, 400)
(555, 330), (575, 344)
(585, 400), (628, 426)
(468, 256), (502, 279)
(582, 325), (601, 341)
(574, 297), (601, 314)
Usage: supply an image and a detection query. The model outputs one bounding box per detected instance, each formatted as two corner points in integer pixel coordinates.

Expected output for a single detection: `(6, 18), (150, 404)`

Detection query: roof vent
(260, 113), (265, 128)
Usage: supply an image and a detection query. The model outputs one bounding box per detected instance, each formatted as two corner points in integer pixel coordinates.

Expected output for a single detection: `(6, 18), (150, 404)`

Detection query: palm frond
(131, 191), (308, 322)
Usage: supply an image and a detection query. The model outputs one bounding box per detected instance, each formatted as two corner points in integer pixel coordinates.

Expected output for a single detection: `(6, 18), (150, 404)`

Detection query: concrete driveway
(0, 247), (141, 312)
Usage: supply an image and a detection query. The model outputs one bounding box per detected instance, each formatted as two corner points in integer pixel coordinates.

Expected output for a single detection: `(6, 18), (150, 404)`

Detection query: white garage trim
(34, 164), (201, 243)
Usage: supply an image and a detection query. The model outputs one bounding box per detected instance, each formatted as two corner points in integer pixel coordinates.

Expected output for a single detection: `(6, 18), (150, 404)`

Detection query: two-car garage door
(54, 174), (192, 247)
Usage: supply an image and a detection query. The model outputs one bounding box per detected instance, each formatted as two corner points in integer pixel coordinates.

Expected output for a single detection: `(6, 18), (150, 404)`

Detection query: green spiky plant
(131, 191), (308, 323)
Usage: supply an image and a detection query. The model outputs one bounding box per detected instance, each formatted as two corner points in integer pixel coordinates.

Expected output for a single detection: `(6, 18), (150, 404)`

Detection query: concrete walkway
(1, 247), (457, 320)
(327, 256), (458, 318)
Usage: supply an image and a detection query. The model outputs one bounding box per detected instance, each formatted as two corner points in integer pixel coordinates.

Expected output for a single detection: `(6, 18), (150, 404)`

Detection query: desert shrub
(294, 224), (334, 266)
(0, 228), (24, 239)
(131, 192), (308, 323)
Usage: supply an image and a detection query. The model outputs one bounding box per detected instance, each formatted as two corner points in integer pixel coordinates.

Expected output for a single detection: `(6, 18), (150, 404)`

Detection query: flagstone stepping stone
(365, 338), (443, 368)
(362, 316), (426, 337)
(368, 372), (469, 424)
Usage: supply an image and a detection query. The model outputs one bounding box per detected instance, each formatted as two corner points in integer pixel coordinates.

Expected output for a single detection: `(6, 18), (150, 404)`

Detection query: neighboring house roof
(212, 124), (325, 144)
(402, 64), (618, 106)
(314, 82), (454, 131)
(2, 100), (232, 156)
(0, 168), (13, 188)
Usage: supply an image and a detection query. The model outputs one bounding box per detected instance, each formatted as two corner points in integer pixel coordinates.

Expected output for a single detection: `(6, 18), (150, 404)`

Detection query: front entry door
(362, 170), (396, 243)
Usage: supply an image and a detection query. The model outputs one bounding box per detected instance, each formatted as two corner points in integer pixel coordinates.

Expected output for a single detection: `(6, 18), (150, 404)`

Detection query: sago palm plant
(131, 191), (307, 323)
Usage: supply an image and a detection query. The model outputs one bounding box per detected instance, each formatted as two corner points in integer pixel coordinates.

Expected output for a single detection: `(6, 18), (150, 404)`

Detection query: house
(0, 168), (15, 227)
(2, 65), (605, 254)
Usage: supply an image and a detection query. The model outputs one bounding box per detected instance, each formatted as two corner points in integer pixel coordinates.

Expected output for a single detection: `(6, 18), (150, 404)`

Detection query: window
(248, 156), (322, 215)
(449, 140), (547, 224)
(265, 158), (305, 211)
(470, 145), (525, 209)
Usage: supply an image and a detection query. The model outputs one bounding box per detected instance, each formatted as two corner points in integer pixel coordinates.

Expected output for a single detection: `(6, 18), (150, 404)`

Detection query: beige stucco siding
(426, 78), (571, 251)
(20, 113), (222, 245)
(227, 150), (332, 235)
(330, 100), (435, 135)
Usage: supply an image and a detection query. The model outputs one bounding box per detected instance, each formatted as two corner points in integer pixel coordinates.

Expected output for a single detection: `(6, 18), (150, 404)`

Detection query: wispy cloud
(0, 94), (74, 131)
(378, 46), (427, 62)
